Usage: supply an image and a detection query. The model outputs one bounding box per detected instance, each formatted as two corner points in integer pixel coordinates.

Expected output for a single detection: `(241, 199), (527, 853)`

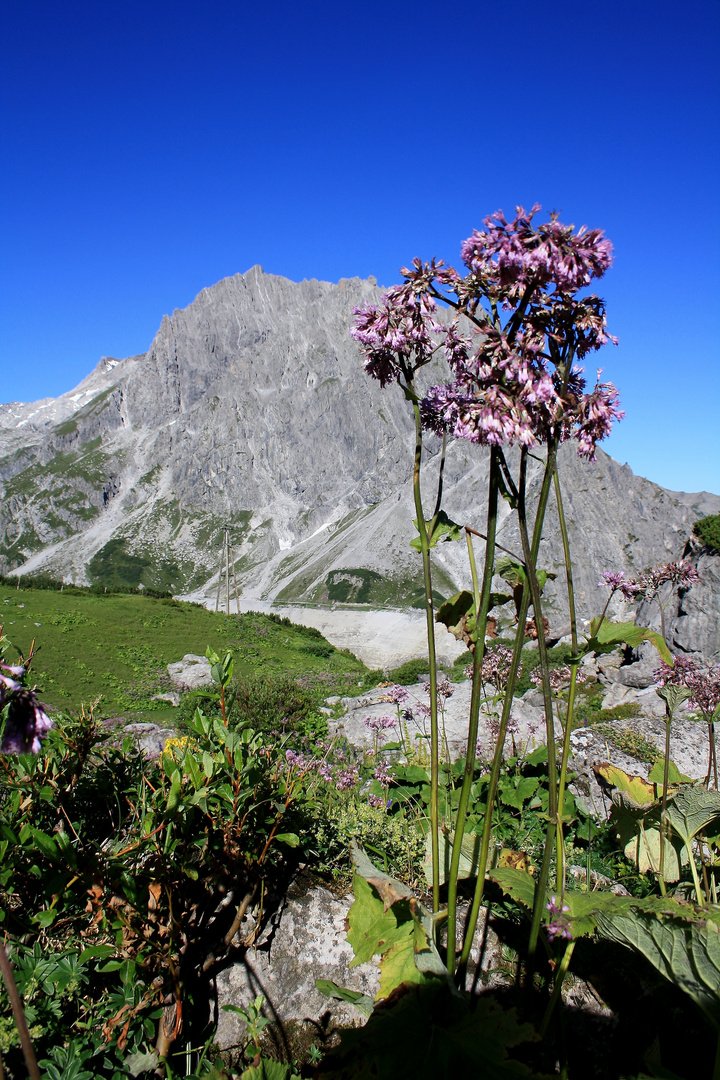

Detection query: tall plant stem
(458, 446), (557, 970)
(658, 716), (672, 888)
(446, 447), (500, 974)
(516, 443), (563, 962)
(553, 469), (580, 894)
(0, 940), (41, 1080)
(411, 397), (441, 913)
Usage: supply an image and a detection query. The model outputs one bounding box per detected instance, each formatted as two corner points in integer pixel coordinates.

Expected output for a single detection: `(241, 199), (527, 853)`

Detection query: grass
(0, 584), (374, 720)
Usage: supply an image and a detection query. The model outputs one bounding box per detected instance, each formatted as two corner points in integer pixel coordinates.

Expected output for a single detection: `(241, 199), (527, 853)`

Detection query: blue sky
(1, 0), (719, 494)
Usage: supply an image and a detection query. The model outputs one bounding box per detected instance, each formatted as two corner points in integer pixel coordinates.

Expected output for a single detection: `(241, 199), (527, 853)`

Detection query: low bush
(693, 513), (720, 554)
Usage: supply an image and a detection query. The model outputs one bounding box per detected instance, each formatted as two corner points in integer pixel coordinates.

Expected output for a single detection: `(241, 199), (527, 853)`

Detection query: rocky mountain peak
(0, 267), (718, 665)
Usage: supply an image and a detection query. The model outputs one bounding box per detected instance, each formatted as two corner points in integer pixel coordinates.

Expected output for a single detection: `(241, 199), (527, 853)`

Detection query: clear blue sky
(2, 0), (719, 494)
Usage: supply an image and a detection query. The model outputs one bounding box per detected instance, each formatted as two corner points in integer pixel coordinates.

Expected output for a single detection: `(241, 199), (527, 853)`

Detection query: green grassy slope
(0, 585), (372, 720)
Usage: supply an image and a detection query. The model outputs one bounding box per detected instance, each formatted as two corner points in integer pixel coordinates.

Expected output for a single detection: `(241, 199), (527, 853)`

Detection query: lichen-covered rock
(167, 653), (213, 688)
(215, 882), (379, 1050)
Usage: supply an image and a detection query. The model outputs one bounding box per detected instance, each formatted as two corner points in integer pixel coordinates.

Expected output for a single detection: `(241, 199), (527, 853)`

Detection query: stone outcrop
(167, 653), (214, 689)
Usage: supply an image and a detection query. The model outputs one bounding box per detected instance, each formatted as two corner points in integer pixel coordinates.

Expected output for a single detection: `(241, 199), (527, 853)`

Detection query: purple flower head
(598, 571), (627, 591)
(374, 761), (393, 785)
(318, 761), (334, 783)
(364, 714), (397, 741)
(1, 688), (53, 755)
(354, 206), (621, 459)
(654, 655), (720, 722)
(335, 766), (360, 791)
(285, 748), (311, 770)
(617, 560), (700, 604)
(481, 645), (514, 691)
(546, 895), (573, 942)
(367, 793), (386, 809)
(380, 684), (410, 706)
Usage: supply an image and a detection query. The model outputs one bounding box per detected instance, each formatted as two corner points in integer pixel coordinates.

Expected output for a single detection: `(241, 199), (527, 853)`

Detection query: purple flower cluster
(530, 665), (590, 693)
(653, 656), (720, 722)
(380, 684), (410, 706)
(363, 714), (398, 742)
(352, 206), (622, 460)
(0, 661), (53, 755)
(350, 284), (442, 387)
(459, 206), (613, 295)
(285, 748), (313, 771)
(599, 561), (699, 602)
(335, 765), (360, 791)
(465, 645), (515, 692)
(546, 895), (572, 942)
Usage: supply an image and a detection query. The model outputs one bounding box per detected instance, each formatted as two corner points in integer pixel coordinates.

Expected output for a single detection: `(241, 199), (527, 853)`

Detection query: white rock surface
(167, 653), (213, 688)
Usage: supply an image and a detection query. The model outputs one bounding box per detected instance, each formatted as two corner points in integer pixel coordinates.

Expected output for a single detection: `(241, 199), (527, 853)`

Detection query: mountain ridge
(1, 266), (718, 662)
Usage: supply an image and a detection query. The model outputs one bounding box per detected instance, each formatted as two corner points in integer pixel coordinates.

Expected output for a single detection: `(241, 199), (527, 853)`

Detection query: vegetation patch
(0, 582), (371, 717)
(693, 513), (720, 554)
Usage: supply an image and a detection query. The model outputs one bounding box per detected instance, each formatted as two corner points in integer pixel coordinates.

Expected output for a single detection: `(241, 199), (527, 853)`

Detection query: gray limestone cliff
(1, 266), (718, 661)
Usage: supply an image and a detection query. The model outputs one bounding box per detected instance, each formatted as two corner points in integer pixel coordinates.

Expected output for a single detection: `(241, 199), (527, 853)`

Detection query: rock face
(1, 266), (718, 659)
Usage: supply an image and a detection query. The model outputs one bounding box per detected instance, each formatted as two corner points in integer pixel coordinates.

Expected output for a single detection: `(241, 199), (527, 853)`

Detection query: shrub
(693, 513), (720, 555)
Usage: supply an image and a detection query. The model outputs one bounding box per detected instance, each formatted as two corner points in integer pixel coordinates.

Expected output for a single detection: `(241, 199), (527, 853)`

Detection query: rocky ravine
(1, 266), (718, 663)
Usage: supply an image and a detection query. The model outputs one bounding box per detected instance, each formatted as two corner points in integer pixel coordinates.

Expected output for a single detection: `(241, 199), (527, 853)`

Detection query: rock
(167, 654), (213, 688)
(152, 691), (181, 707)
(215, 882), (508, 1052)
(329, 679), (545, 759)
(118, 722), (177, 759)
(215, 883), (379, 1050)
(596, 650), (623, 685)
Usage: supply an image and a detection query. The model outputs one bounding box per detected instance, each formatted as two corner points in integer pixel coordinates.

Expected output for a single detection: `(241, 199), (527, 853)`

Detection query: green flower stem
(659, 716), (672, 888)
(411, 396), (441, 913)
(517, 445), (558, 822)
(516, 444), (564, 962)
(457, 582), (532, 971)
(539, 940), (576, 1038)
(446, 447), (500, 974)
(458, 445), (559, 970)
(553, 469), (580, 894)
(0, 940), (41, 1080)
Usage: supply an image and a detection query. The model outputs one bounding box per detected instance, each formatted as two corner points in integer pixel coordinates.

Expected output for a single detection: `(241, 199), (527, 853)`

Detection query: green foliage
(693, 513), (720, 554)
(0, 583), (371, 717)
(325, 568), (382, 604)
(409, 510), (462, 551)
(309, 802), (426, 887)
(586, 618), (673, 665)
(384, 658), (429, 685)
(0, 701), (306, 1076)
(318, 984), (539, 1079)
(595, 723), (663, 764)
(177, 670), (329, 747)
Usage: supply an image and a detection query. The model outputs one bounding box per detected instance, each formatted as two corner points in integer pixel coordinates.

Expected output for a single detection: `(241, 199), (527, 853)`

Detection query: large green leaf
(610, 800), (685, 880)
(346, 875), (413, 967)
(594, 762), (656, 807)
(378, 927), (429, 999)
(494, 557), (556, 592)
(488, 866), (537, 910)
(351, 842), (414, 909)
(586, 619), (673, 665)
(594, 905), (720, 1030)
(663, 786), (720, 848)
(410, 511), (463, 551)
(423, 829), (482, 886)
(647, 758), (694, 786)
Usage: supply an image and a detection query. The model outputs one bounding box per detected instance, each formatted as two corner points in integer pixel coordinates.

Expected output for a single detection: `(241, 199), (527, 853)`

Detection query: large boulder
(167, 653), (213, 688)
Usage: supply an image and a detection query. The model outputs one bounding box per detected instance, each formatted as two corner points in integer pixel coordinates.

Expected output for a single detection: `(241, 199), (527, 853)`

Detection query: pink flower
(352, 205), (622, 460)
